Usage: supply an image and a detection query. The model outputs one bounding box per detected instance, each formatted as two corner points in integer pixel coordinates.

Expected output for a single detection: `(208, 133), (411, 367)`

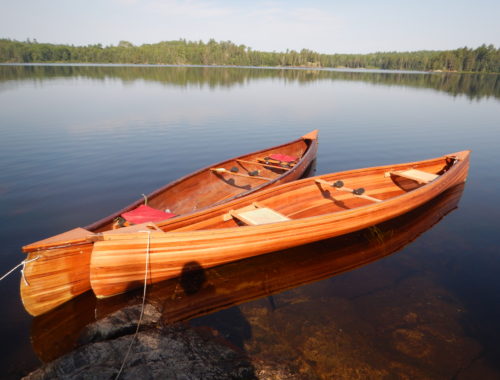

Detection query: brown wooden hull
(21, 130), (318, 316)
(90, 151), (470, 298)
(31, 183), (464, 363)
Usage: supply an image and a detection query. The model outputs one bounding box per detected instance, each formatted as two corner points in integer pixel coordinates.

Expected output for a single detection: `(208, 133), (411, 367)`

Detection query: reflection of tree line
(0, 64), (498, 100)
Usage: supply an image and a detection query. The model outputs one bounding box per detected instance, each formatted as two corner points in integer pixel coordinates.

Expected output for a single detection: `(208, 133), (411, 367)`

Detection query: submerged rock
(24, 305), (257, 380)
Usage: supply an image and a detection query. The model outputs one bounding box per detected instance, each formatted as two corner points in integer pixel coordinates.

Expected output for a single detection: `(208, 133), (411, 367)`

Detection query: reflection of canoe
(31, 184), (465, 363)
(91, 150), (470, 298)
(21, 130), (319, 316)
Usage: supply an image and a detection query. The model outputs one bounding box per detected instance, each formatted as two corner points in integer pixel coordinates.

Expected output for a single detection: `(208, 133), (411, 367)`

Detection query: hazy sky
(1, 0), (499, 54)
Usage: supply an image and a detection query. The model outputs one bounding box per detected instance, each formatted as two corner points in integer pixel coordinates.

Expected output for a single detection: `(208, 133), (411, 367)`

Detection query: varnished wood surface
(21, 244), (93, 317)
(31, 184), (464, 363)
(90, 151), (470, 298)
(21, 130), (318, 316)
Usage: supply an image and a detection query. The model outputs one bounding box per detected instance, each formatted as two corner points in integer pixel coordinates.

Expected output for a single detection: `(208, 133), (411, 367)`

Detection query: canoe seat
(121, 205), (176, 224)
(386, 169), (438, 184)
(228, 205), (290, 225)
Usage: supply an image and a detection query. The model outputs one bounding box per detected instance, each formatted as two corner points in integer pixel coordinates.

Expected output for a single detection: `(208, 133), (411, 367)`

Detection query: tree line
(0, 38), (499, 73)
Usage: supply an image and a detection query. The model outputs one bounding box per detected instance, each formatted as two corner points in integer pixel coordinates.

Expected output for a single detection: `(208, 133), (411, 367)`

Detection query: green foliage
(0, 38), (499, 73)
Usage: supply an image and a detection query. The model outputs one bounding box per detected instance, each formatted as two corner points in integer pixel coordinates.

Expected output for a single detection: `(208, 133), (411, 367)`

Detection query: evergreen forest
(0, 38), (499, 73)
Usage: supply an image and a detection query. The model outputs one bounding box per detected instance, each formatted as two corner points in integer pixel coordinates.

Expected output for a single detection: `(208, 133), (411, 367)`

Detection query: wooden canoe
(21, 130), (319, 316)
(90, 150), (470, 298)
(31, 183), (464, 363)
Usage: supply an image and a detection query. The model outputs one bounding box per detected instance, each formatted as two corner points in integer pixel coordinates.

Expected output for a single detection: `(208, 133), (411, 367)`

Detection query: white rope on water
(0, 256), (40, 285)
(115, 230), (151, 380)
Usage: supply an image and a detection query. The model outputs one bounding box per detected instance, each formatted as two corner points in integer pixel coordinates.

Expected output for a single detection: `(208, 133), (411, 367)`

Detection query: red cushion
(122, 205), (176, 224)
(269, 153), (298, 163)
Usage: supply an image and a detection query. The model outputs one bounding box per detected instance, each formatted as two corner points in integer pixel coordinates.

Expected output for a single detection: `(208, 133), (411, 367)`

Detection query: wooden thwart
(386, 169), (438, 184)
(211, 167), (271, 181)
(236, 159), (291, 171)
(257, 158), (296, 168)
(315, 179), (382, 203)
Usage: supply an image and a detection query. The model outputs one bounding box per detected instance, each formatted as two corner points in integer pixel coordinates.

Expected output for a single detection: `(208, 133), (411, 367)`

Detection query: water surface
(0, 65), (499, 379)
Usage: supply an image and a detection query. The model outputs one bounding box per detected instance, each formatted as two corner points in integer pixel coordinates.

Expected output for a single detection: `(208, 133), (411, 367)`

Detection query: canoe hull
(21, 131), (318, 316)
(90, 151), (470, 298)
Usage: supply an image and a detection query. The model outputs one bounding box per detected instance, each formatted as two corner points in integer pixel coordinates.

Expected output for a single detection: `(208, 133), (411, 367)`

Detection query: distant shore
(0, 62), (490, 75)
(1, 38), (498, 74)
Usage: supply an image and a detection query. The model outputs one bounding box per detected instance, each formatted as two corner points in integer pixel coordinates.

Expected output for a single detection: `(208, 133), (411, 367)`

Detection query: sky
(1, 0), (499, 54)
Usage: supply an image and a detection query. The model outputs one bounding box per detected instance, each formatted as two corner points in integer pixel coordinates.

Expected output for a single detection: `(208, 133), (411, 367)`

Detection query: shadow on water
(179, 261), (253, 351)
(29, 184), (466, 378)
(1, 64), (499, 101)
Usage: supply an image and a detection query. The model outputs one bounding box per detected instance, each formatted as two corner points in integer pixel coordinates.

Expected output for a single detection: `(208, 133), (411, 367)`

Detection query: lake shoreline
(0, 62), (466, 75)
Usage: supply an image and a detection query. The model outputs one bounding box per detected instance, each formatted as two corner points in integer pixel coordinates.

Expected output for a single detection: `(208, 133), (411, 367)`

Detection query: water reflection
(31, 184), (464, 363)
(1, 64), (498, 101)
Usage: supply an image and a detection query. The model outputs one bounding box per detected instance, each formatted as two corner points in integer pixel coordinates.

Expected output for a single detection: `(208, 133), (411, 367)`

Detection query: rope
(115, 230), (151, 380)
(0, 256), (40, 285)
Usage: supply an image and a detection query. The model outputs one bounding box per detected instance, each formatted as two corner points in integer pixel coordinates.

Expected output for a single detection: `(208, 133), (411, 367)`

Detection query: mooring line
(115, 230), (151, 380)
(0, 256), (40, 284)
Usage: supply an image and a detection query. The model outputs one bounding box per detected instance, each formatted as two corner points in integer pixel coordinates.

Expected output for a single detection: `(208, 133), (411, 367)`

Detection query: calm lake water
(0, 64), (499, 379)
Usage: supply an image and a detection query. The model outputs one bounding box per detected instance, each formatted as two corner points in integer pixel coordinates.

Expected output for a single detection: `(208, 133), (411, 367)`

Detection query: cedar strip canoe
(21, 130), (319, 316)
(31, 183), (464, 363)
(90, 150), (470, 298)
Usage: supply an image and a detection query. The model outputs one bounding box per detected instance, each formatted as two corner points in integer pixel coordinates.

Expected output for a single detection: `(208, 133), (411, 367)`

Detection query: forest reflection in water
(31, 184), (464, 377)
(1, 64), (499, 101)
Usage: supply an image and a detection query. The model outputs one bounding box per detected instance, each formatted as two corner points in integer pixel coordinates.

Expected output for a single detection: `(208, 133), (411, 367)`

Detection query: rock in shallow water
(24, 305), (257, 380)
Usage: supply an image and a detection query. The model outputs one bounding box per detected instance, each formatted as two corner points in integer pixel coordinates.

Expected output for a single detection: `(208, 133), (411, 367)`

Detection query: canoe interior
(147, 139), (310, 214)
(88, 135), (316, 233)
(158, 154), (460, 233)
